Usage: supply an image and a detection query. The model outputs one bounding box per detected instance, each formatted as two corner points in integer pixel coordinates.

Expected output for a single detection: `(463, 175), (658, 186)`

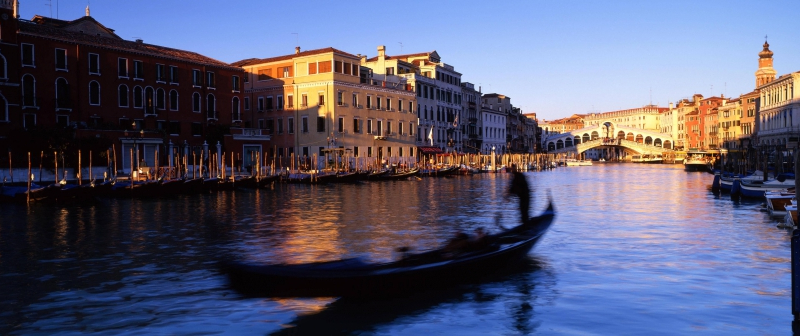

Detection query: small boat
(256, 174), (280, 188)
(719, 170), (767, 192)
(224, 172), (555, 297)
(565, 159), (592, 166)
(765, 189), (795, 217)
(783, 199), (797, 229)
(420, 166), (460, 177)
(684, 151), (713, 172)
(739, 176), (796, 198)
(371, 168), (420, 181)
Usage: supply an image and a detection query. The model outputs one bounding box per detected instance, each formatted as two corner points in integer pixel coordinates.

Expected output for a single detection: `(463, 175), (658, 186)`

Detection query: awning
(418, 146), (444, 154)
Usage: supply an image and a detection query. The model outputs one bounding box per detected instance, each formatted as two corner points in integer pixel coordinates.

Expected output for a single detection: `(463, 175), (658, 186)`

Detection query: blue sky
(22, 0), (800, 121)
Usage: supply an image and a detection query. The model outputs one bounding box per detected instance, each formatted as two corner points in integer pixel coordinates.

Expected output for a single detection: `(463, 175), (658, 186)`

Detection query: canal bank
(0, 164), (790, 334)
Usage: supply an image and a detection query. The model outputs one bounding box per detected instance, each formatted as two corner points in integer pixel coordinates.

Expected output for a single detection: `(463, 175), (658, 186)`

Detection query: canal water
(0, 163), (791, 334)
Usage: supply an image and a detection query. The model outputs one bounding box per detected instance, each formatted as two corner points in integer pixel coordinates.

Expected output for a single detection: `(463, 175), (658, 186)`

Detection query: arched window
(232, 97), (240, 121)
(133, 86), (143, 108)
(118, 85), (129, 107)
(192, 92), (201, 113)
(0, 93), (7, 122)
(206, 93), (216, 119)
(89, 81), (100, 105)
(156, 88), (165, 110)
(169, 90), (178, 111)
(144, 87), (155, 114)
(22, 74), (36, 107)
(0, 52), (7, 79)
(55, 77), (70, 109)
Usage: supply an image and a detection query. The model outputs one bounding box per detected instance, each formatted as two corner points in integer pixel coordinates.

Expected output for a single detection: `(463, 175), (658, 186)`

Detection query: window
(387, 121), (392, 135)
(317, 116), (325, 132)
(133, 60), (143, 79)
(399, 122), (404, 135)
(335, 61), (342, 73)
(301, 94), (308, 107)
(258, 97), (264, 111)
(192, 92), (201, 112)
(169, 90), (178, 110)
(277, 95), (284, 110)
(337, 92), (343, 106)
(409, 123), (414, 136)
(377, 120), (383, 136)
(144, 87), (155, 115)
(308, 63), (317, 75)
(352, 64), (358, 76)
(353, 146), (358, 157)
(318, 94), (324, 106)
(302, 116), (309, 133)
(88, 53), (99, 74)
(258, 119), (265, 129)
(55, 78), (70, 109)
(353, 118), (360, 133)
(318, 61), (331, 73)
(266, 119), (274, 134)
(367, 119), (373, 134)
(169, 66), (179, 84)
(232, 75), (240, 92)
(118, 58), (128, 77)
(22, 44), (34, 67)
(192, 69), (202, 86)
(244, 97), (250, 110)
(133, 86), (143, 108)
(288, 117), (294, 134)
(287, 95), (294, 108)
(377, 97), (382, 110)
(89, 81), (100, 106)
(338, 117), (344, 133)
(118, 85), (129, 107)
(207, 71), (215, 88)
(156, 64), (166, 82)
(398, 99), (403, 111)
(367, 96), (372, 109)
(169, 121), (181, 135)
(387, 98), (392, 111)
(344, 62), (352, 75)
(277, 118), (283, 134)
(206, 94), (216, 118)
(386, 67), (394, 75)
(367, 147), (373, 157)
(266, 96), (273, 110)
(156, 88), (165, 109)
(352, 93), (358, 107)
(257, 69), (271, 80)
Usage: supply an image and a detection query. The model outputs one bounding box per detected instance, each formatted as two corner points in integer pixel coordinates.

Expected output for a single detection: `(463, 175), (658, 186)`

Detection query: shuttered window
(308, 63), (317, 75)
(318, 61), (332, 73)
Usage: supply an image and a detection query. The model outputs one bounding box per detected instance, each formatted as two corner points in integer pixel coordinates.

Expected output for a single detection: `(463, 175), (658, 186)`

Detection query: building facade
(235, 46), (417, 168)
(0, 2), (248, 174)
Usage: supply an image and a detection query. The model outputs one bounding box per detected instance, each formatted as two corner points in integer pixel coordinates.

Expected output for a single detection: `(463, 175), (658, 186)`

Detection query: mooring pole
(792, 229), (800, 325)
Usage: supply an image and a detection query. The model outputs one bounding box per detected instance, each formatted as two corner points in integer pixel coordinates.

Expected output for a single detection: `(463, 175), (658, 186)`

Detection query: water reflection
(0, 165), (793, 334)
(271, 257), (556, 336)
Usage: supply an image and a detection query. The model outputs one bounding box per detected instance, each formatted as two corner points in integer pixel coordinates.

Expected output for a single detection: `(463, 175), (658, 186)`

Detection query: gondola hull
(225, 201), (555, 297)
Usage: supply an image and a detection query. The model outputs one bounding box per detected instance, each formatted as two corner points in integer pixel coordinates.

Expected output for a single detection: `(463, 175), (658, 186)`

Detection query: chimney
(135, 39), (143, 44)
(295, 46), (301, 55)
(669, 102), (674, 109)
(377, 45), (386, 59)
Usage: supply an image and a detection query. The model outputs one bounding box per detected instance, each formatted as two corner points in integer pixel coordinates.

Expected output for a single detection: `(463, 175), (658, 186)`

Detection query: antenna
(46, 0), (52, 17)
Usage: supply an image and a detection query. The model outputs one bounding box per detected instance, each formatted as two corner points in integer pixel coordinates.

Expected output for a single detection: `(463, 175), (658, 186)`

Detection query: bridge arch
(543, 119), (675, 155)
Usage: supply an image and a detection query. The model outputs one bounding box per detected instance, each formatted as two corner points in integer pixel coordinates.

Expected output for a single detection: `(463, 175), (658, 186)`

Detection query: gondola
(371, 167), (420, 181)
(224, 172), (553, 297)
(256, 174), (280, 188)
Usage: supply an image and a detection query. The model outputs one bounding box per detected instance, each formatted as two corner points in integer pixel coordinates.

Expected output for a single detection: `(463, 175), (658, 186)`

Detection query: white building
(480, 93), (509, 154)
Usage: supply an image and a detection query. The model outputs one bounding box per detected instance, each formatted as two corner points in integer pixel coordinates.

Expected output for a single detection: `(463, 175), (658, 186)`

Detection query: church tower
(0, 0), (19, 43)
(755, 40), (776, 88)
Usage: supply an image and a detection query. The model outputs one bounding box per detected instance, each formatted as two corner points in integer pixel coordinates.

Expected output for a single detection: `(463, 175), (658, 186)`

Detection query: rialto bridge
(544, 121), (675, 156)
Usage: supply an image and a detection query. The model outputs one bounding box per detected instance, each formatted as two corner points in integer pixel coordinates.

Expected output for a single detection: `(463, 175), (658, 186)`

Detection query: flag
(428, 127), (434, 146)
(453, 114), (459, 128)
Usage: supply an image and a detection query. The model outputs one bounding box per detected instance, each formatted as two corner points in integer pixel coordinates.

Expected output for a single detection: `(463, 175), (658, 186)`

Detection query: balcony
(232, 127), (270, 141)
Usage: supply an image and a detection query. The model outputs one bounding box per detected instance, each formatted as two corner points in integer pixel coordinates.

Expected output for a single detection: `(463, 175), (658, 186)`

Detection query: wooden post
(192, 152), (196, 179)
(89, 150), (93, 183)
(54, 152), (58, 184)
(112, 144), (117, 179)
(8, 151), (12, 183)
(38, 151), (43, 184)
(27, 152), (31, 203)
(130, 148), (134, 190)
(155, 149), (159, 181)
(78, 150), (82, 186)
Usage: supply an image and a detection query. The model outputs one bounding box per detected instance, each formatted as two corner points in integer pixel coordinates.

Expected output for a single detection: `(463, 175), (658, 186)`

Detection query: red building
(0, 2), (262, 176)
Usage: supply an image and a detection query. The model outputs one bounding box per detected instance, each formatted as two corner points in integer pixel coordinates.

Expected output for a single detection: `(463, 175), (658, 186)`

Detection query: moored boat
(684, 150), (713, 172)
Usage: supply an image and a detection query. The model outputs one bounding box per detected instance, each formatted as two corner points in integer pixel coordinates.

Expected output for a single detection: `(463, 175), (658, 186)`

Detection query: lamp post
(327, 132), (337, 170)
(491, 145), (496, 172)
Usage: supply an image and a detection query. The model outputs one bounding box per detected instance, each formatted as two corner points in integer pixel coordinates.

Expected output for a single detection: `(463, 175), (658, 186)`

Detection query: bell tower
(755, 39), (776, 88)
(0, 0), (18, 43)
